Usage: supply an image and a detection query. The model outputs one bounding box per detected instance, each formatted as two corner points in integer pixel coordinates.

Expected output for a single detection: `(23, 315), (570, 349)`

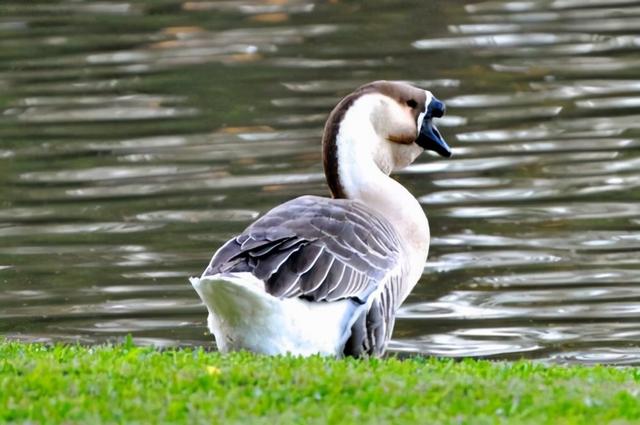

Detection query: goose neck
(323, 96), (430, 259)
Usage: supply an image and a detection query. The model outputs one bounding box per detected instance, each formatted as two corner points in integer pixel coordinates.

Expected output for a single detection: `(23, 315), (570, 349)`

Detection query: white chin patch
(416, 90), (433, 132)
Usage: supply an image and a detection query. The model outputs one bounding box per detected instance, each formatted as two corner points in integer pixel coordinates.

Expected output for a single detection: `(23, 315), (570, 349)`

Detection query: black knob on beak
(430, 98), (445, 118)
(415, 95), (451, 158)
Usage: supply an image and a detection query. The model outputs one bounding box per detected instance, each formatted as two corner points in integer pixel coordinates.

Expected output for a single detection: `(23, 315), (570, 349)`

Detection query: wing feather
(299, 250), (333, 294)
(252, 243), (304, 281)
(204, 195), (403, 303)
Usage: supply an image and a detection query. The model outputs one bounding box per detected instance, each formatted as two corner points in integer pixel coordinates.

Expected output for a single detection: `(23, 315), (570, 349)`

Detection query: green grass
(1, 339), (639, 424)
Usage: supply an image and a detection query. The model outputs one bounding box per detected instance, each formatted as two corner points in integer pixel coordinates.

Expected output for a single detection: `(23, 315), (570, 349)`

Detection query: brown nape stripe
(323, 95), (354, 199)
(322, 86), (375, 199)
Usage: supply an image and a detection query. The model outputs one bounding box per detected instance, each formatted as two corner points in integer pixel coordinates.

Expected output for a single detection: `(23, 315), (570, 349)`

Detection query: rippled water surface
(2, 0), (640, 364)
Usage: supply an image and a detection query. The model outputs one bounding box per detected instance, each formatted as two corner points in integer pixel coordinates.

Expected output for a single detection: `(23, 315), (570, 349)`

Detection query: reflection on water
(1, 0), (640, 365)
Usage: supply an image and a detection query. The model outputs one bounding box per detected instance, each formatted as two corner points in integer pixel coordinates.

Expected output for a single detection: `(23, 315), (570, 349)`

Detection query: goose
(190, 80), (451, 357)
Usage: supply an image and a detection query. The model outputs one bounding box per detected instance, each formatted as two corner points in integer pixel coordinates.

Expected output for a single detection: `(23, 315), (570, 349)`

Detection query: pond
(1, 0), (640, 365)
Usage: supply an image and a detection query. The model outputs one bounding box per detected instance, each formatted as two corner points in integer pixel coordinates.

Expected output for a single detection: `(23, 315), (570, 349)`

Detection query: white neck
(334, 95), (430, 288)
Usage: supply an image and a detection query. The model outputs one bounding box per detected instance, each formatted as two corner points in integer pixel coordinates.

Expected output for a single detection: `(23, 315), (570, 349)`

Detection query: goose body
(191, 81), (451, 357)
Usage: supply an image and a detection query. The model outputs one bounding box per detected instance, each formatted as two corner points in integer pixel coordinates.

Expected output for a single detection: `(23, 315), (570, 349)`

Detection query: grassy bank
(1, 340), (639, 424)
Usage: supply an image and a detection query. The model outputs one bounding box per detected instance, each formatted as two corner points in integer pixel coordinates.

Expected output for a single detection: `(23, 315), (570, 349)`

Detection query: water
(1, 0), (639, 365)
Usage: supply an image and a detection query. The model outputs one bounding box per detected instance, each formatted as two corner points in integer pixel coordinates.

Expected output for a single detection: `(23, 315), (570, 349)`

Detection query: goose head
(322, 80), (451, 198)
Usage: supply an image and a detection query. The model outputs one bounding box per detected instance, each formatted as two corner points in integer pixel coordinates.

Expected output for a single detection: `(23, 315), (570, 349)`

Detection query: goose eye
(406, 99), (418, 108)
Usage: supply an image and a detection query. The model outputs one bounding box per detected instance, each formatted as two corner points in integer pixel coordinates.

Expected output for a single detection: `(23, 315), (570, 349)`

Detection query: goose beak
(415, 96), (451, 158)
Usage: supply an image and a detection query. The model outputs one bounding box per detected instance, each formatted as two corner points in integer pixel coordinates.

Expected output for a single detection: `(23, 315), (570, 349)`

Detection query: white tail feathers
(190, 272), (363, 356)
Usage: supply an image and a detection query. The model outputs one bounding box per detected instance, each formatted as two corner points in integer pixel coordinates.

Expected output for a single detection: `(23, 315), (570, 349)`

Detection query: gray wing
(203, 195), (406, 356)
